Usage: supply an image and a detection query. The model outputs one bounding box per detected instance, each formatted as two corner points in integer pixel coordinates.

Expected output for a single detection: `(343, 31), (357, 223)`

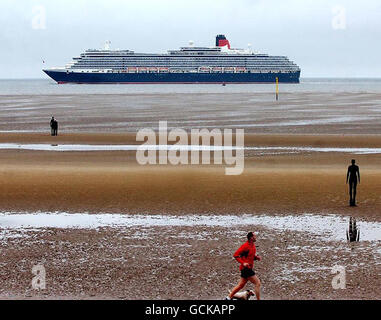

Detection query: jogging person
(346, 159), (360, 206)
(225, 232), (261, 300)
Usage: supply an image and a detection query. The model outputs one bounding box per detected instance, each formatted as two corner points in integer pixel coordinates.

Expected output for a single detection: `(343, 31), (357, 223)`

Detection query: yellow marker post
(275, 77), (279, 101)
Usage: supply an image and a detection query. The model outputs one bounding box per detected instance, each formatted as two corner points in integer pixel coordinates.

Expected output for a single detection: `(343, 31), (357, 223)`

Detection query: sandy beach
(0, 131), (380, 300)
(0, 133), (380, 218)
(1, 87), (381, 300)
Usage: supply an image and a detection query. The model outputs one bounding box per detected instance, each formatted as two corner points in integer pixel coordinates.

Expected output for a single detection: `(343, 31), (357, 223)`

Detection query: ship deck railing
(61, 68), (299, 74)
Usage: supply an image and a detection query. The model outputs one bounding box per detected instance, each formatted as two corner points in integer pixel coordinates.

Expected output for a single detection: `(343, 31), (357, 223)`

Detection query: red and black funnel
(216, 34), (230, 49)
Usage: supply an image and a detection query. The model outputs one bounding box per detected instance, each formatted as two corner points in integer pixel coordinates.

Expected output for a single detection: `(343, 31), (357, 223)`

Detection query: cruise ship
(43, 35), (301, 84)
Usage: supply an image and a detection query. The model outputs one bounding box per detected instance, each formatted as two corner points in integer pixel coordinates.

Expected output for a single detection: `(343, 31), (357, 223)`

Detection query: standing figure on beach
(225, 232), (261, 300)
(50, 116), (55, 136)
(50, 118), (58, 136)
(53, 119), (58, 136)
(346, 159), (360, 206)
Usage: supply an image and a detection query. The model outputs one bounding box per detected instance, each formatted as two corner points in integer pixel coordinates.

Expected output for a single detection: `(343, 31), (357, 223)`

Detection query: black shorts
(241, 268), (255, 279)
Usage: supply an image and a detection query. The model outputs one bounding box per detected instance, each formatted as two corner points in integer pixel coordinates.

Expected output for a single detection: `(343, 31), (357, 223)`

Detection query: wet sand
(1, 91), (381, 134)
(0, 133), (380, 219)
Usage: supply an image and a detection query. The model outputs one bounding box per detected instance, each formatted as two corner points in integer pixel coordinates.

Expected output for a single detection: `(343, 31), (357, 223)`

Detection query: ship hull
(44, 70), (300, 84)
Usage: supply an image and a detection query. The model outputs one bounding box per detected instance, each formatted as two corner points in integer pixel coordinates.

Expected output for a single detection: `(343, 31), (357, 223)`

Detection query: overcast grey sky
(1, 0), (380, 78)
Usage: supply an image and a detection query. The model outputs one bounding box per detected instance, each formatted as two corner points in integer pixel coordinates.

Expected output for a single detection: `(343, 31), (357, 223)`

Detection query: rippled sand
(1, 91), (381, 134)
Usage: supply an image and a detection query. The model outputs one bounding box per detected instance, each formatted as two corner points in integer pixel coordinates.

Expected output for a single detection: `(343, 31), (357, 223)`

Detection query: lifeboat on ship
(138, 67), (148, 73)
(212, 67), (223, 73)
(170, 69), (182, 73)
(235, 67), (246, 73)
(127, 67), (137, 73)
(199, 67), (210, 73)
(148, 67), (158, 73)
(223, 67), (234, 73)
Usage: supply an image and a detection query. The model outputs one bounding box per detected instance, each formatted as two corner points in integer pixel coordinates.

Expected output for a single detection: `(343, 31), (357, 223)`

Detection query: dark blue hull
(43, 70), (300, 84)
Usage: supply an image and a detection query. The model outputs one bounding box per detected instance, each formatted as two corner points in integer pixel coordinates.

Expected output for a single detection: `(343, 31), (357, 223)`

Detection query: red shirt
(233, 241), (258, 270)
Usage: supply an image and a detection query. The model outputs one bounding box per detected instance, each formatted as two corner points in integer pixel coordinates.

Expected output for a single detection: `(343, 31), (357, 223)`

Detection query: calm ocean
(1, 78), (381, 95)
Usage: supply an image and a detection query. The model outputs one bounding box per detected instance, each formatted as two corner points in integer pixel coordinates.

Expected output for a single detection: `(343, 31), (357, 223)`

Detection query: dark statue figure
(346, 217), (360, 242)
(346, 159), (360, 206)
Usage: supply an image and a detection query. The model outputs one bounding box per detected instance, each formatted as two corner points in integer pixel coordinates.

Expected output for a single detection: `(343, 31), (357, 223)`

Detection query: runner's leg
(248, 275), (261, 300)
(228, 277), (248, 299)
